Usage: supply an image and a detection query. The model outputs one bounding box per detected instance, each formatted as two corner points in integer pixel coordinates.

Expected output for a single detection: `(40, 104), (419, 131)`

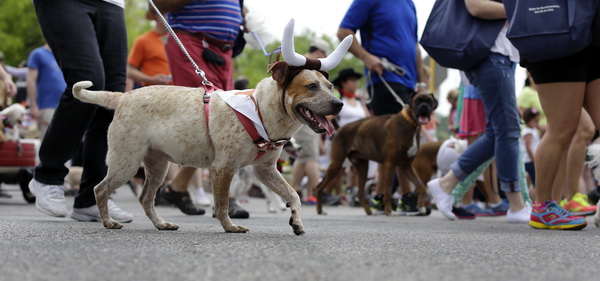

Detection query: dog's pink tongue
(418, 116), (430, 124)
(315, 114), (335, 136)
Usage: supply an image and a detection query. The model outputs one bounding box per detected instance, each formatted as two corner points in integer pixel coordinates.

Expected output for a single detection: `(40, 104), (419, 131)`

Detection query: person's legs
(557, 110), (594, 201)
(170, 166), (197, 192)
(75, 1), (126, 209)
(30, 0), (109, 217)
(304, 160), (321, 199)
(33, 0), (106, 185)
(470, 57), (524, 210)
(37, 108), (55, 138)
(432, 54), (526, 221)
(535, 82), (585, 202)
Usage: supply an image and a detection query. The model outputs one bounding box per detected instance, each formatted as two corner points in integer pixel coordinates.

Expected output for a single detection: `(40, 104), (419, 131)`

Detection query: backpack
(504, 0), (599, 62)
(420, 0), (505, 70)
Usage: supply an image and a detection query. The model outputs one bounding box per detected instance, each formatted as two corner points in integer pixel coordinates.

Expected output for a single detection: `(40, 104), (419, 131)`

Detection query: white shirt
(521, 127), (540, 163)
(337, 99), (367, 128)
(490, 25), (520, 63)
(103, 0), (124, 8)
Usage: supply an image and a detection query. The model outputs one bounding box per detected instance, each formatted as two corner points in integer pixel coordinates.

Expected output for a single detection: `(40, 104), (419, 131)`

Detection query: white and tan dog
(231, 165), (288, 213)
(71, 19), (351, 235)
(0, 103), (27, 141)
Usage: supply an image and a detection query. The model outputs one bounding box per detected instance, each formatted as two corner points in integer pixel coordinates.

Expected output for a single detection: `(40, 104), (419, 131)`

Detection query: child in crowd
(521, 108), (541, 189)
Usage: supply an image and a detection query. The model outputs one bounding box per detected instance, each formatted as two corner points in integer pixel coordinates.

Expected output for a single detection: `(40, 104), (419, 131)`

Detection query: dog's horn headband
(281, 19), (353, 71)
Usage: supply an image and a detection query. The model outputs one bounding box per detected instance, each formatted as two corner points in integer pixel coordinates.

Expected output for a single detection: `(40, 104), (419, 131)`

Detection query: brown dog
(316, 92), (437, 215)
(70, 19), (352, 235)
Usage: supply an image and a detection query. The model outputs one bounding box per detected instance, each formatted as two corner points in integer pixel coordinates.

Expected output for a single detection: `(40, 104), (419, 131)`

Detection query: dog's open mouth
(417, 115), (430, 125)
(296, 106), (335, 135)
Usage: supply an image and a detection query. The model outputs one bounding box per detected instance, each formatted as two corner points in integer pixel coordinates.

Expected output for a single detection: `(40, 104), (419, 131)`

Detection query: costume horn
(281, 19), (353, 71)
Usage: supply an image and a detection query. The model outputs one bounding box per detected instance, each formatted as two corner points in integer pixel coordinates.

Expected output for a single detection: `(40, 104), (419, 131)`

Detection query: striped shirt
(168, 0), (242, 43)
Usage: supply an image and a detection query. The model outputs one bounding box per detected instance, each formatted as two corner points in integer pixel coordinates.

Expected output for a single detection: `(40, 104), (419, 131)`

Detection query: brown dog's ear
(430, 93), (438, 109)
(267, 61), (289, 86)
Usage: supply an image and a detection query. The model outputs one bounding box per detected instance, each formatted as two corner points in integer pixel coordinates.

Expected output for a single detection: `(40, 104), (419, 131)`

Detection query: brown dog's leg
(379, 162), (396, 215)
(350, 158), (371, 215)
(315, 169), (342, 215)
(254, 163), (305, 235)
(211, 166), (248, 233)
(139, 152), (178, 230)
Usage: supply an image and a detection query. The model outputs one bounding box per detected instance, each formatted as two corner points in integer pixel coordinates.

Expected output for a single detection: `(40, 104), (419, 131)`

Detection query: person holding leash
(337, 0), (428, 213)
(153, 0), (250, 218)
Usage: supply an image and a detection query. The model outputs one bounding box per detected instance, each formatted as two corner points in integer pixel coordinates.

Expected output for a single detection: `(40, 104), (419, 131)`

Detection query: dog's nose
(332, 99), (343, 114)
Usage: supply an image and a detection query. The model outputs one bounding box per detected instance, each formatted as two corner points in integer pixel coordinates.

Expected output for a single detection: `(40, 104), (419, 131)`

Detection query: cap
(310, 39), (331, 56)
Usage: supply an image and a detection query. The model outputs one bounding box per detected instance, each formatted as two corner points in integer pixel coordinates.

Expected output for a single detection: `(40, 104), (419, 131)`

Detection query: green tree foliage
(125, 0), (153, 50)
(0, 0), (44, 66)
(0, 0), (149, 67)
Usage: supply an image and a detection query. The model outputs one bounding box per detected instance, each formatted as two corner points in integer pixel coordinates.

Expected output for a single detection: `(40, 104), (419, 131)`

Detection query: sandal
(156, 184), (205, 215)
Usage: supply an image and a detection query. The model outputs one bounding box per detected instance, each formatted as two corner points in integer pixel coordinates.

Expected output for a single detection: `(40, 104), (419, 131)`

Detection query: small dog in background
(0, 104), (27, 142)
(584, 143), (600, 227)
(231, 165), (287, 213)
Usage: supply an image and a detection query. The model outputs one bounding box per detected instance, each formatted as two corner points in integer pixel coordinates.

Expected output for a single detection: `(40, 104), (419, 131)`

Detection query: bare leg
(536, 82), (586, 202)
(170, 166), (196, 192)
(565, 110), (594, 200)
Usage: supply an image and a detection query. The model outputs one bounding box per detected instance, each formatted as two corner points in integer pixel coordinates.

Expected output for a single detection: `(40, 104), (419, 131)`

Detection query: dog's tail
(72, 81), (122, 109)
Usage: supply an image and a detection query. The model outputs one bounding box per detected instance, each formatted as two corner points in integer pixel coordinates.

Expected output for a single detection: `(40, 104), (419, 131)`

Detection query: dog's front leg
(254, 163), (305, 235)
(379, 162), (396, 215)
(211, 166), (248, 233)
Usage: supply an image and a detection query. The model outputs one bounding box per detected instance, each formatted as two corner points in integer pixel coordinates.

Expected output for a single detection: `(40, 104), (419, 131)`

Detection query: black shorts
(525, 46), (600, 84)
(368, 82), (413, 116)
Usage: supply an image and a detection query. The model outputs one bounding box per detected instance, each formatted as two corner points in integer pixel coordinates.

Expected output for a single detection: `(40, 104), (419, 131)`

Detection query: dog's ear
(430, 93), (438, 109)
(268, 61), (289, 86)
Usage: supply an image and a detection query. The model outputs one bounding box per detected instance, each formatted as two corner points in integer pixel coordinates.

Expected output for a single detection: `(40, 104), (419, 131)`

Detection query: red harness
(203, 90), (289, 160)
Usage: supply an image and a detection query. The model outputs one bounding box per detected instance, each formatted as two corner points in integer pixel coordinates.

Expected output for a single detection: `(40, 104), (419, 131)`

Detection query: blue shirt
(340, 0), (418, 88)
(168, 0), (243, 43)
(27, 47), (66, 109)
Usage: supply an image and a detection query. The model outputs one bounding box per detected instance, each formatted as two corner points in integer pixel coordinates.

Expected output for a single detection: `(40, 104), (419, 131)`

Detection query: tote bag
(420, 0), (505, 70)
(504, 0), (598, 62)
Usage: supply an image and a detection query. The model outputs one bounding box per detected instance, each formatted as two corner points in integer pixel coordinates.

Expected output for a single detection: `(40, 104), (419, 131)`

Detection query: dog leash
(363, 59), (407, 108)
(250, 31), (281, 59)
(148, 0), (216, 93)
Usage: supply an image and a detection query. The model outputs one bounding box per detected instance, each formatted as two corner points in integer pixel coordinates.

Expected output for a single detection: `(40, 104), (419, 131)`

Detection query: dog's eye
(327, 84), (333, 90)
(306, 83), (319, 91)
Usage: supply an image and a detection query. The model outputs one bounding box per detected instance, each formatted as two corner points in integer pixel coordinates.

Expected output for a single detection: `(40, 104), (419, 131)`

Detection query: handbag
(504, 0), (598, 62)
(420, 0), (505, 70)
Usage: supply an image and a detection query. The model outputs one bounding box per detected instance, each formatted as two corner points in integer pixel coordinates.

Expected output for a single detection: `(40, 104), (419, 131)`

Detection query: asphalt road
(1, 184), (599, 281)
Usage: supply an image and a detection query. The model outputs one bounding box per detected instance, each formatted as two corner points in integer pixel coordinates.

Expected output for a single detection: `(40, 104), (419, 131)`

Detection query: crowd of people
(0, 0), (599, 231)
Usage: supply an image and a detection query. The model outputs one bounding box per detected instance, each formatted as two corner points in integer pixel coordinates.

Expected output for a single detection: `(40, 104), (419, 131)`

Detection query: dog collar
(401, 108), (419, 127)
(216, 89), (290, 160)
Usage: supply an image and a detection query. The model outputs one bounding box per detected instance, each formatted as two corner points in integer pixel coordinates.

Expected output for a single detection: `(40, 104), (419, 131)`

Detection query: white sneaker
(28, 179), (68, 217)
(506, 204), (531, 224)
(193, 187), (211, 206)
(71, 199), (133, 223)
(427, 178), (456, 220)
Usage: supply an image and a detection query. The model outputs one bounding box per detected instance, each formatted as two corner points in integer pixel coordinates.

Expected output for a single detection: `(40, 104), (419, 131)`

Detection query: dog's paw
(156, 222), (179, 231)
(225, 224), (249, 233)
(103, 220), (123, 229)
(289, 217), (305, 235)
